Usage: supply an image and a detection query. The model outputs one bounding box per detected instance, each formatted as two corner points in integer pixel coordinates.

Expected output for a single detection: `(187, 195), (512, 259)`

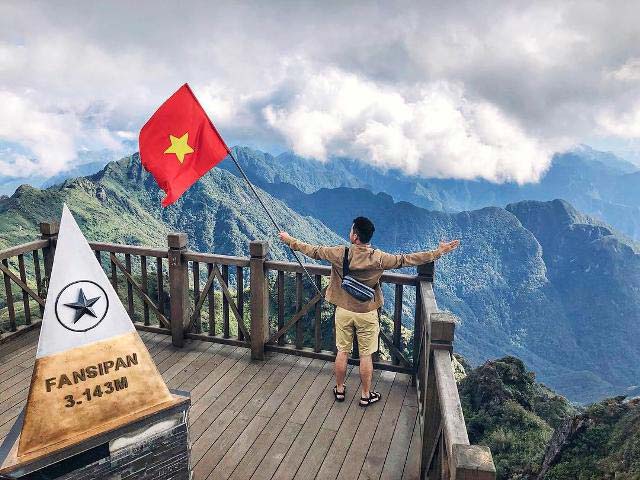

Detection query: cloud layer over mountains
(1, 1), (639, 182)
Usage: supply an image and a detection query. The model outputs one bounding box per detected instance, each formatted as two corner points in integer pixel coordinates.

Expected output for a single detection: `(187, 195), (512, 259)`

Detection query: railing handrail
(264, 259), (419, 285)
(416, 279), (496, 479)
(82, 241), (426, 286)
(89, 241), (168, 258)
(0, 232), (54, 337)
(183, 251), (250, 267)
(4, 238), (425, 283)
(0, 240), (49, 261)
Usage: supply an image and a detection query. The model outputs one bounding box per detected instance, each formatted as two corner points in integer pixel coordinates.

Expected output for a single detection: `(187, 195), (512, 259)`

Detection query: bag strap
(342, 246), (350, 278)
(339, 245), (381, 289)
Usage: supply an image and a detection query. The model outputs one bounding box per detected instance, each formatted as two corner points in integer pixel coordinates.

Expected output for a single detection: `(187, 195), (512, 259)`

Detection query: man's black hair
(352, 217), (375, 243)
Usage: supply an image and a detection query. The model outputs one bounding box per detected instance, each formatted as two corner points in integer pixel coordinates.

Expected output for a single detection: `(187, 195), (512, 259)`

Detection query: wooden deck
(0, 329), (421, 480)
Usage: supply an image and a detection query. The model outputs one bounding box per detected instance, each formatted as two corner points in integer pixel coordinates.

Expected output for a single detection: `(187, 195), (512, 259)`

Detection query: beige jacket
(282, 236), (442, 313)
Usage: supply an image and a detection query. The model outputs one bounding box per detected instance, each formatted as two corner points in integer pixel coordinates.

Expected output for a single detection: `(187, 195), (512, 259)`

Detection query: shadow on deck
(0, 329), (420, 480)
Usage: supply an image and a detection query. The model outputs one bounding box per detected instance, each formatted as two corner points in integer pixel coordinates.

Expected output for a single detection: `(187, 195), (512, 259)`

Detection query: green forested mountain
(458, 355), (640, 480)
(458, 356), (577, 479)
(506, 200), (640, 403)
(0, 153), (344, 257)
(539, 396), (640, 479)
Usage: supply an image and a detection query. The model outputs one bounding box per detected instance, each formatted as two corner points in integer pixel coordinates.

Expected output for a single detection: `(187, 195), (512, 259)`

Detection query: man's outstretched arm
(379, 240), (460, 269)
(278, 232), (343, 264)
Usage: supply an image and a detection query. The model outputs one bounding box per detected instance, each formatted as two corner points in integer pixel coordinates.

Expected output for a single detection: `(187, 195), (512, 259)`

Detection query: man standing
(279, 217), (459, 407)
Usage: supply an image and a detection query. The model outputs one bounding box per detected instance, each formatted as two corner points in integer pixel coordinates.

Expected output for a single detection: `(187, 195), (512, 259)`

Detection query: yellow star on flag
(164, 132), (194, 164)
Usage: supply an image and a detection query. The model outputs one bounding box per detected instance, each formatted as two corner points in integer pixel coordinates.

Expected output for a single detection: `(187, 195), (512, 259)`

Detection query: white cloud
(0, 0), (639, 182)
(0, 90), (124, 177)
(263, 67), (558, 183)
(598, 103), (640, 138)
(115, 130), (136, 140)
(0, 91), (81, 177)
(608, 58), (640, 82)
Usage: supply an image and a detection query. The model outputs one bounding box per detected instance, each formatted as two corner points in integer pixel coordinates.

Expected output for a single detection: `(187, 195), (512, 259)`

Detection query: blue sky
(1, 0), (639, 185)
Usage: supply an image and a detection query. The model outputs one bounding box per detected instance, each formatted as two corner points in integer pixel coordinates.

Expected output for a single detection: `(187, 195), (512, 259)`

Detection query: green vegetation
(0, 153), (344, 257)
(459, 356), (576, 479)
(0, 153), (343, 336)
(458, 355), (640, 479)
(543, 397), (640, 479)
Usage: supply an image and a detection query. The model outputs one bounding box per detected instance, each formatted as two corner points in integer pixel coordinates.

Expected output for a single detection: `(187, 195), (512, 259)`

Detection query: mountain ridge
(222, 145), (640, 240)
(1, 151), (638, 404)
(0, 153), (345, 258)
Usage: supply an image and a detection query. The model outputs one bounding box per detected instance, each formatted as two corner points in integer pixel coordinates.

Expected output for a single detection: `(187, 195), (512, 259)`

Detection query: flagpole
(228, 150), (324, 297)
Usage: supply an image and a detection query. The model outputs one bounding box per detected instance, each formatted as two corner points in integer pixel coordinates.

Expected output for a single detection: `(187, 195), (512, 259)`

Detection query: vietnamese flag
(139, 84), (230, 206)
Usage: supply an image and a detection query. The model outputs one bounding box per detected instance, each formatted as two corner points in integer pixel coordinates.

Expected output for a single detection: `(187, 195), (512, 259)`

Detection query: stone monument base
(0, 391), (191, 480)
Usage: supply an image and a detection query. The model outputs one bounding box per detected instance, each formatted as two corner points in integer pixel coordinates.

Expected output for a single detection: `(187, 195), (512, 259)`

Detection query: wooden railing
(0, 222), (58, 339)
(260, 241), (422, 373)
(415, 266), (496, 479)
(90, 241), (171, 331)
(0, 224), (495, 478)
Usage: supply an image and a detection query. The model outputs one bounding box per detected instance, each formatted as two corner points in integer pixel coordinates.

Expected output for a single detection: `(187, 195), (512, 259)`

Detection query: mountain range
(4, 143), (639, 241)
(1, 147), (639, 404)
(0, 154), (342, 258)
(224, 145), (640, 242)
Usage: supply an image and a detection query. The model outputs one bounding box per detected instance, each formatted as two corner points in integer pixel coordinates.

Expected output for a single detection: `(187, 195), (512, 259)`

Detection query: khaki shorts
(335, 306), (380, 356)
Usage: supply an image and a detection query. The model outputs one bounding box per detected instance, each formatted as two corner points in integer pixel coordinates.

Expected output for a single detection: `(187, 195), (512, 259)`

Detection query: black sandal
(359, 391), (381, 407)
(333, 385), (346, 402)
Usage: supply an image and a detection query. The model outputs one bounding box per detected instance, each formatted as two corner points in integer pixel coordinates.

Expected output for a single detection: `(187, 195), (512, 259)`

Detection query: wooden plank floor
(0, 329), (420, 480)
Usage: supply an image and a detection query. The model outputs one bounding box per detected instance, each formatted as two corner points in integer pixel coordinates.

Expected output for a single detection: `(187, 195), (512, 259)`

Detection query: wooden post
(18, 255), (30, 325)
(418, 260), (435, 283)
(413, 279), (422, 386)
(2, 259), (16, 332)
(207, 263), (215, 335)
(393, 283), (403, 365)
(414, 261), (433, 382)
(33, 249), (44, 316)
(314, 274), (322, 353)
(429, 311), (496, 479)
(430, 311), (455, 352)
(421, 307), (436, 479)
(192, 261), (201, 333)
(428, 311), (455, 478)
(168, 233), (189, 347)
(250, 241), (269, 360)
(222, 264), (230, 338)
(237, 266), (244, 341)
(295, 272), (303, 349)
(141, 256), (150, 326)
(451, 444), (496, 480)
(40, 221), (59, 293)
(277, 270), (285, 346)
(125, 253), (134, 317)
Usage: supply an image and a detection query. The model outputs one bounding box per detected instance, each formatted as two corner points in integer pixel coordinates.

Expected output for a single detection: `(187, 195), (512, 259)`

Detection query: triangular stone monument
(0, 205), (185, 472)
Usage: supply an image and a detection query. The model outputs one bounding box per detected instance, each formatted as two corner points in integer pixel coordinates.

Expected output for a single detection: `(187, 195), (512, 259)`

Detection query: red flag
(139, 84), (230, 206)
